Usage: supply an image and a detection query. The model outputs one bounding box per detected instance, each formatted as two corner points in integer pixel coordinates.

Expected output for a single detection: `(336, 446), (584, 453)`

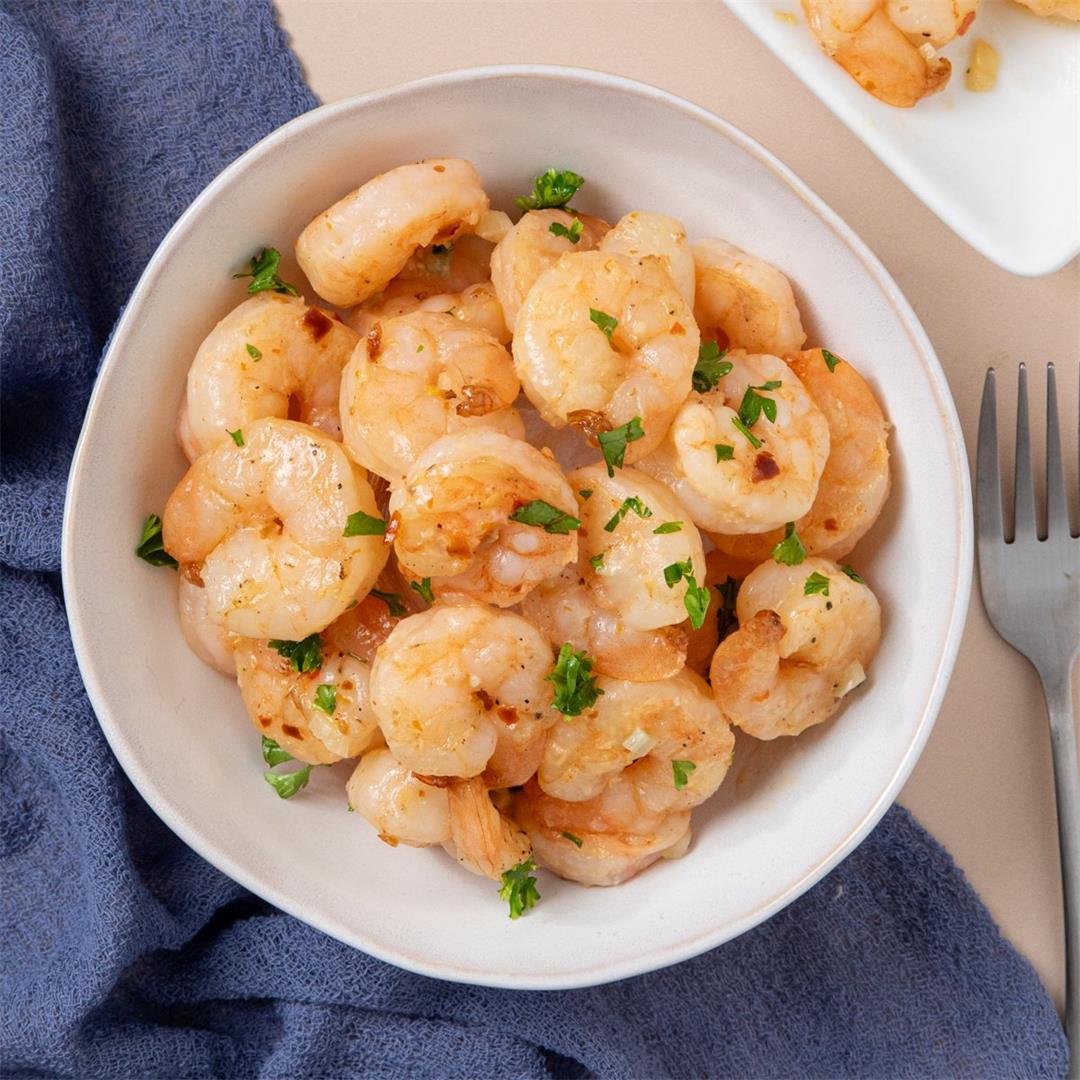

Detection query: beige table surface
(276, 0), (1080, 1012)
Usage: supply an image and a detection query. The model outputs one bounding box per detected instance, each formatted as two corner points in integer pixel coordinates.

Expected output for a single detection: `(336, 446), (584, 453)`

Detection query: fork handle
(1041, 666), (1080, 1075)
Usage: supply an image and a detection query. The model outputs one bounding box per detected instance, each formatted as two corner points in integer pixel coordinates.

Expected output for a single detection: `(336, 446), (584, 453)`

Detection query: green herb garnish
(604, 495), (652, 532)
(715, 575), (739, 640)
(597, 416), (645, 476)
(135, 513), (177, 568)
(371, 589), (407, 617)
(715, 443), (735, 462)
(313, 684), (337, 715)
(579, 489), (593, 500)
(246, 343), (262, 360)
(653, 521), (683, 534)
(841, 564), (865, 584)
(547, 642), (603, 717)
(549, 219), (584, 243)
(498, 858), (542, 919)
(663, 559), (693, 587)
(509, 500), (581, 534)
(731, 415), (762, 449)
(264, 765), (312, 799)
(804, 571), (831, 597)
(515, 168), (585, 211)
(589, 552), (605, 571)
(233, 247), (298, 296)
(410, 577), (434, 603)
(672, 759), (696, 791)
(692, 341), (733, 393)
(738, 381), (782, 428)
(343, 510), (387, 537)
(589, 308), (617, 342)
(227, 428), (244, 447)
(822, 349), (841, 373)
(261, 736), (293, 767)
(561, 831), (584, 848)
(663, 559), (711, 628)
(268, 633), (323, 673)
(772, 522), (806, 566)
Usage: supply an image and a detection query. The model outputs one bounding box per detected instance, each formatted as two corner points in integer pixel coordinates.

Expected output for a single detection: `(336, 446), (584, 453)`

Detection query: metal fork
(977, 363), (1080, 1069)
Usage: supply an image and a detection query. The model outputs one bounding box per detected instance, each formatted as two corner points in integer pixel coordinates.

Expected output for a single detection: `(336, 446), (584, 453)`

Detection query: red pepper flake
(751, 452), (780, 483)
(282, 724), (303, 740)
(824, 517), (839, 532)
(474, 688), (495, 711)
(301, 306), (333, 342)
(958, 10), (975, 34)
(497, 705), (518, 725)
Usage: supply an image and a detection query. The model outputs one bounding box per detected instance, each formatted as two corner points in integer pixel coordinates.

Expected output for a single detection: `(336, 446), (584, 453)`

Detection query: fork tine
(976, 368), (1003, 543)
(1045, 363), (1069, 538)
(1013, 363), (1036, 540)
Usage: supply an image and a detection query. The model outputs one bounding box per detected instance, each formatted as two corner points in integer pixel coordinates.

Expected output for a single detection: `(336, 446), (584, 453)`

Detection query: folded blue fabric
(0, 2), (1068, 1077)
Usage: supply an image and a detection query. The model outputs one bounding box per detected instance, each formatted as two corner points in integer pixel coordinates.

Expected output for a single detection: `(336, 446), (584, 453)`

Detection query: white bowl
(62, 66), (972, 990)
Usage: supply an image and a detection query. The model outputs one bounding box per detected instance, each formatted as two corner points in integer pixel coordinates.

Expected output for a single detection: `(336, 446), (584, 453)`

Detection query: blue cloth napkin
(0, 2), (1069, 1077)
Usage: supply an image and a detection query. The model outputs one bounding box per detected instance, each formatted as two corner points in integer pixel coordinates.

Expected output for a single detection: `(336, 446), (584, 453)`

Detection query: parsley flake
(731, 415), (762, 449)
(772, 522), (807, 566)
(561, 831), (584, 848)
(597, 417), (645, 476)
(371, 589), (407, 617)
(715, 443), (735, 462)
(804, 571), (831, 597)
(410, 577), (435, 603)
(664, 559), (693, 587)
(343, 510), (387, 537)
(498, 858), (541, 918)
(515, 168), (585, 211)
(135, 513), (178, 568)
(692, 341), (733, 393)
(227, 428), (244, 447)
(589, 552), (605, 571)
(549, 219), (584, 243)
(268, 634), (323, 673)
(841, 564), (866, 584)
(246, 343), (262, 361)
(589, 308), (618, 341)
(663, 559), (711, 628)
(672, 759), (697, 790)
(313, 684), (337, 715)
(509, 500), (581, 534)
(233, 247), (299, 296)
(547, 642), (603, 717)
(261, 736), (293, 767)
(604, 495), (653, 532)
(715, 575), (739, 640)
(579, 489), (593, 500)
(822, 349), (841, 373)
(738, 382), (781, 428)
(264, 765), (312, 799)
(653, 521), (683, 534)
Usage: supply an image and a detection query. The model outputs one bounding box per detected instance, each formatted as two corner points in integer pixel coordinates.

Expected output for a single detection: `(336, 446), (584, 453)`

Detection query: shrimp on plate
(569, 463), (708, 632)
(490, 208), (610, 332)
(692, 238), (806, 356)
(389, 430), (579, 607)
(296, 158), (490, 307)
(338, 311), (523, 482)
(177, 572), (238, 676)
(346, 281), (511, 345)
(710, 347), (891, 564)
(801, 0), (979, 107)
(710, 556), (882, 739)
(638, 349), (830, 535)
(599, 211), (696, 308)
(177, 293), (359, 462)
(162, 417), (388, 640)
(512, 250), (700, 461)
(368, 600), (555, 779)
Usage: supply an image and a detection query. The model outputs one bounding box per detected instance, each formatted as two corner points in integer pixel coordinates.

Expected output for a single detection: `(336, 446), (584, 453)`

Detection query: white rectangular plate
(725, 0), (1080, 276)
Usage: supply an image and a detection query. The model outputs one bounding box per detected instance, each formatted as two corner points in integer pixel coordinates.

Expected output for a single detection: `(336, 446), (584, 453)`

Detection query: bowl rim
(61, 63), (974, 989)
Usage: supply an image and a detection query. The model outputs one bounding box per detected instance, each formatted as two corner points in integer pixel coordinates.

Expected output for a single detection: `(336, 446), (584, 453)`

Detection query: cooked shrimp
(513, 778), (692, 887)
(380, 232), (495, 297)
(369, 600), (555, 778)
(444, 777), (531, 879)
(637, 350), (830, 534)
(490, 209), (610, 332)
(162, 418), (388, 639)
(346, 281), (510, 344)
(295, 158), (490, 307)
(521, 564), (688, 681)
(692, 238), (806, 356)
(710, 348), (891, 563)
(570, 463), (707, 632)
(710, 556), (882, 739)
(347, 747), (451, 846)
(177, 573), (237, 675)
(177, 294), (358, 461)
(513, 250), (700, 460)
(235, 632), (380, 765)
(801, 0), (977, 107)
(599, 211), (695, 307)
(338, 311), (523, 482)
(389, 430), (579, 607)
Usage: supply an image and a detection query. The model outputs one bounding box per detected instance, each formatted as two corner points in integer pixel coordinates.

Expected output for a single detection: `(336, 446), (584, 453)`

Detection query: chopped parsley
(549, 219), (584, 243)
(264, 765), (312, 799)
(313, 684), (337, 715)
(509, 499), (581, 534)
(663, 559), (711, 629)
(410, 577), (435, 603)
(246, 343), (262, 361)
(343, 510), (387, 537)
(579, 489), (593, 500)
(731, 415), (762, 449)
(268, 633), (323, 673)
(672, 759), (696, 790)
(515, 168), (585, 211)
(804, 571), (831, 597)
(663, 558), (693, 587)
(715, 575), (739, 640)
(772, 522), (807, 566)
(738, 381), (781, 428)
(227, 428), (244, 447)
(261, 736), (293, 767)
(597, 416), (645, 476)
(714, 442), (735, 462)
(547, 642), (603, 717)
(822, 349), (841, 373)
(841, 564), (865, 584)
(604, 495), (652, 532)
(589, 552), (605, 571)
(561, 831), (584, 848)
(589, 307), (617, 342)
(233, 247), (299, 296)
(653, 521), (683, 534)
(135, 513), (177, 568)
(498, 858), (541, 919)
(691, 341), (733, 393)
(371, 589), (407, 617)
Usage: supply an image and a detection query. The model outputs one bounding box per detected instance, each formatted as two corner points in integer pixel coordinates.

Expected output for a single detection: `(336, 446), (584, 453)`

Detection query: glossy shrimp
(346, 281), (510, 345)
(710, 556), (882, 739)
(177, 294), (358, 461)
(638, 350), (830, 534)
(512, 250), (700, 461)
(599, 211), (695, 307)
(295, 158), (490, 307)
(162, 418), (388, 639)
(692, 238), (806, 356)
(389, 430), (579, 607)
(339, 311), (523, 482)
(710, 348), (890, 564)
(177, 573), (237, 676)
(368, 600), (555, 778)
